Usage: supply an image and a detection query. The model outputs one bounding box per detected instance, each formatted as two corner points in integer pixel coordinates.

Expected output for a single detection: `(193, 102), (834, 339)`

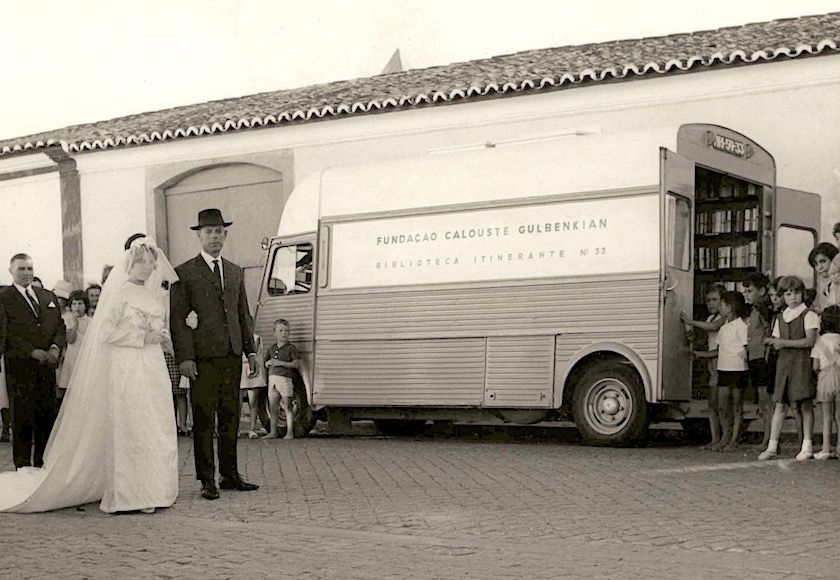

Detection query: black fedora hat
(191, 208), (233, 231)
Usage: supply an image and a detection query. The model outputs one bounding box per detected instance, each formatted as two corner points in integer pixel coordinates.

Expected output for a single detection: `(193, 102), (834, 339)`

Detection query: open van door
(659, 148), (695, 401)
(772, 186), (821, 288)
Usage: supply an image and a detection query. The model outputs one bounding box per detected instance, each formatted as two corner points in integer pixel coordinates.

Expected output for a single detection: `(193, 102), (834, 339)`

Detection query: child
(263, 319), (300, 440)
(812, 305), (840, 459)
(715, 291), (750, 451)
(57, 290), (92, 396)
(742, 273), (772, 448)
(759, 276), (819, 461)
(808, 242), (840, 313)
(168, 350), (191, 436)
(682, 285), (726, 448)
(240, 333), (270, 439)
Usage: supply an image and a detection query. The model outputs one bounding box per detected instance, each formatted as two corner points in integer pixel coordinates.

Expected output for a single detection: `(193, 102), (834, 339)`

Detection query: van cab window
(267, 244), (313, 295)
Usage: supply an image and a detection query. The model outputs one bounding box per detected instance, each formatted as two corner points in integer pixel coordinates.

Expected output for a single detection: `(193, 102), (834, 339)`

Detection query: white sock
(801, 439), (813, 451)
(766, 440), (779, 452)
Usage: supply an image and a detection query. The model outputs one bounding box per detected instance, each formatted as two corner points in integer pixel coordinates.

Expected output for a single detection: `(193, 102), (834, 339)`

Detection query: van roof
(278, 127), (677, 237)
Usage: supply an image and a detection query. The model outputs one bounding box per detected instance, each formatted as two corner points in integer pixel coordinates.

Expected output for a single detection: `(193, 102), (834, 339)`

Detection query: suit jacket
(170, 255), (256, 363)
(0, 285), (66, 361)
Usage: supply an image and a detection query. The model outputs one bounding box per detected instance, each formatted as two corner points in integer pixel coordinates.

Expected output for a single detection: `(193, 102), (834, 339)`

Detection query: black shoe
(219, 475), (259, 491)
(200, 480), (220, 500)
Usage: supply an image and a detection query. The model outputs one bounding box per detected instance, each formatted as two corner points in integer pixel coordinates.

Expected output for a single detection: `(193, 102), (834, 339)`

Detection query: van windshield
(267, 244), (313, 295)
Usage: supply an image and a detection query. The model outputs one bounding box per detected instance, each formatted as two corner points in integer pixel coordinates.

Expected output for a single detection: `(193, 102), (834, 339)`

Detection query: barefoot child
(742, 273), (772, 448)
(682, 285), (726, 448)
(715, 291), (750, 451)
(263, 319), (299, 440)
(759, 276), (819, 461)
(812, 305), (840, 459)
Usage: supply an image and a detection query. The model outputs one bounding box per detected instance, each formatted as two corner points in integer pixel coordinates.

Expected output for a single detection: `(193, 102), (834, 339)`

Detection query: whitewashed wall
(78, 166), (148, 286)
(4, 52), (837, 283)
(0, 173), (62, 286)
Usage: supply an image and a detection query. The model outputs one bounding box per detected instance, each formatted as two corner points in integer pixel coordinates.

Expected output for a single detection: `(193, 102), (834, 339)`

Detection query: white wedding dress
(0, 239), (179, 513)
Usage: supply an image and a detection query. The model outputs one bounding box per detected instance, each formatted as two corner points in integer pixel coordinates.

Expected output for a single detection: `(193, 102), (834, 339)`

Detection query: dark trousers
(191, 354), (241, 482)
(6, 359), (57, 468)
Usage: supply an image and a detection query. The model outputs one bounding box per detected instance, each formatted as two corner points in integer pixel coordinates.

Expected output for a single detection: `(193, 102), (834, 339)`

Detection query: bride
(0, 237), (179, 513)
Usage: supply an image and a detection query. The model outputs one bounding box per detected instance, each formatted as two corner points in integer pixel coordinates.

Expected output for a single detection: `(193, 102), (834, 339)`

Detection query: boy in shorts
(742, 272), (772, 447)
(682, 285), (726, 448)
(263, 319), (299, 440)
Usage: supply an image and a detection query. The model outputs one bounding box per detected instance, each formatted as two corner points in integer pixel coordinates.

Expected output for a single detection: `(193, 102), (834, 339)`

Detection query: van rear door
(659, 148), (695, 401)
(772, 187), (821, 288)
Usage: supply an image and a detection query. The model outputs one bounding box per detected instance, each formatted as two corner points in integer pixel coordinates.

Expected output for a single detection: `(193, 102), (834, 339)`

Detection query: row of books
(696, 241), (758, 270)
(696, 207), (759, 235)
(696, 178), (761, 202)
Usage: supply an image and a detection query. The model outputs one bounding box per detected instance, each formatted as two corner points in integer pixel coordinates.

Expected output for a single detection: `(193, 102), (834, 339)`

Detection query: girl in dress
(812, 305), (840, 460)
(759, 276), (819, 461)
(240, 333), (270, 439)
(57, 290), (91, 396)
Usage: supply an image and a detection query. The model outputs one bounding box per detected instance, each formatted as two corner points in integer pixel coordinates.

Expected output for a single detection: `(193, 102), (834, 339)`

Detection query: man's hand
(247, 354), (259, 379)
(45, 346), (61, 366)
(30, 348), (48, 363)
(179, 360), (198, 381)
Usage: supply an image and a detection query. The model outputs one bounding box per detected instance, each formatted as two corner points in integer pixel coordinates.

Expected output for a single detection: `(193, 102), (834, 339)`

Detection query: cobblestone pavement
(2, 424), (840, 579)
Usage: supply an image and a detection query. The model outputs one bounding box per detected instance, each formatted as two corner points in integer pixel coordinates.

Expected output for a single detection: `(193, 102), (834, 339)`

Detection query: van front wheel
(572, 361), (648, 446)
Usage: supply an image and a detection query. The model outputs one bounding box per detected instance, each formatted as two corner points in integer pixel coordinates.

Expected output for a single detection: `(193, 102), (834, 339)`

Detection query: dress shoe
(219, 475), (259, 491)
(200, 480), (220, 500)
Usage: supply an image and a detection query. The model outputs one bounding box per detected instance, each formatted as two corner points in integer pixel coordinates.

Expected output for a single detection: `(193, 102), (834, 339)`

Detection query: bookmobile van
(253, 123), (820, 445)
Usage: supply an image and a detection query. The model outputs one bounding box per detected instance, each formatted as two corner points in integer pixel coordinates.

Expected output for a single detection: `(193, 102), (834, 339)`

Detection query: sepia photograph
(1, 1), (839, 577)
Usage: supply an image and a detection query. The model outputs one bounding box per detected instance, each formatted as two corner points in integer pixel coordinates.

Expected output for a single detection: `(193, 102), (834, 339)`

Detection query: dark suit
(170, 255), (255, 482)
(0, 286), (66, 468)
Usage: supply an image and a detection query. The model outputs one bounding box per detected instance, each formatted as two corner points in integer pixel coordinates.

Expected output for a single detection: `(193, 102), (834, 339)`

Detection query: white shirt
(200, 250), (224, 290)
(13, 283), (39, 305)
(771, 303), (820, 338)
(811, 333), (840, 371)
(706, 313), (722, 351)
(716, 317), (749, 371)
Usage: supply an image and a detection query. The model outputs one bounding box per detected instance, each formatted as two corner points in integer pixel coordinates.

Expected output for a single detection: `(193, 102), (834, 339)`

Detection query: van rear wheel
(572, 361), (648, 446)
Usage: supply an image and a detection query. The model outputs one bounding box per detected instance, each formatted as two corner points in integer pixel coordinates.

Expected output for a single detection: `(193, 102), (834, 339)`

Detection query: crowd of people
(682, 222), (840, 460)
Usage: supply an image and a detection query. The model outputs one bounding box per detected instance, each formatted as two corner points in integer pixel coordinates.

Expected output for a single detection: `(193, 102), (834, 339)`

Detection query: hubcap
(584, 378), (633, 436)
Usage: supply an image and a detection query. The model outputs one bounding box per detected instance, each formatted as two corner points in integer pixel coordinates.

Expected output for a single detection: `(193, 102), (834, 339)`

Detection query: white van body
(255, 124), (819, 444)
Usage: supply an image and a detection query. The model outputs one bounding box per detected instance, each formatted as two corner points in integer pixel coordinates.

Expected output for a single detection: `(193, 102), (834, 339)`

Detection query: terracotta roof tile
(2, 12), (838, 157)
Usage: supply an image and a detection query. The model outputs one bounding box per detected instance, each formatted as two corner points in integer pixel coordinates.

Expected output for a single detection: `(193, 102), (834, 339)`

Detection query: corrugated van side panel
(484, 336), (554, 407)
(314, 338), (486, 406)
(315, 277), (659, 339)
(254, 294), (315, 352)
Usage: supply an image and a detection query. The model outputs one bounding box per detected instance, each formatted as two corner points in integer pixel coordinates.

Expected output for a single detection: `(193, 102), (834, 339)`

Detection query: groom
(171, 209), (259, 500)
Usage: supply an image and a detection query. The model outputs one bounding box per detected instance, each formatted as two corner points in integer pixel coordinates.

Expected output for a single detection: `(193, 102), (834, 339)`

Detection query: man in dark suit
(0, 254), (66, 468)
(170, 209), (259, 500)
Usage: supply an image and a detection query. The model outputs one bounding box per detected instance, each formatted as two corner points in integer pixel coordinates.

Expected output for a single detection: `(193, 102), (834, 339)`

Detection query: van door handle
(665, 279), (679, 292)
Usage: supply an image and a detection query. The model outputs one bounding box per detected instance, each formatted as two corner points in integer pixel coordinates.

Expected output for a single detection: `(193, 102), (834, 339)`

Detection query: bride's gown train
(0, 247), (178, 513)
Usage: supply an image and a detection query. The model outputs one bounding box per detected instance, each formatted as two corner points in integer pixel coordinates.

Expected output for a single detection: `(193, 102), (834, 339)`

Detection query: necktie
(25, 287), (40, 318)
(212, 259), (223, 291)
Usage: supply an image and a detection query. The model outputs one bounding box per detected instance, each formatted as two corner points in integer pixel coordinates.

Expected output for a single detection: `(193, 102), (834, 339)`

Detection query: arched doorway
(164, 163), (286, 308)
